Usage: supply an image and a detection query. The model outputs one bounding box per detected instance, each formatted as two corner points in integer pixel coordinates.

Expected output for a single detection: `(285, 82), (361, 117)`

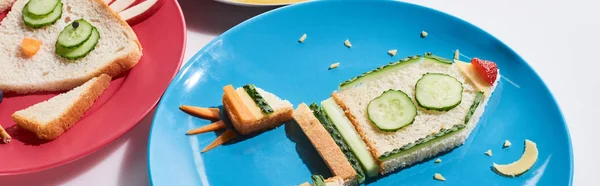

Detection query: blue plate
(148, 0), (573, 185)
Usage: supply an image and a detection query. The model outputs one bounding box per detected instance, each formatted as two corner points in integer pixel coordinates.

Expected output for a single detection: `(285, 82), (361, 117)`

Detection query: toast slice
(0, 0), (141, 94)
(222, 84), (293, 135)
(293, 103), (359, 186)
(12, 74), (111, 140)
(332, 54), (499, 173)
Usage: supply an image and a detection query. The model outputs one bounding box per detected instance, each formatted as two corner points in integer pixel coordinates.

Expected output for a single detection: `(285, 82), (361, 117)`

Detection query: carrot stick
(202, 129), (237, 153)
(187, 120), (226, 135)
(180, 105), (220, 120)
(0, 124), (11, 144)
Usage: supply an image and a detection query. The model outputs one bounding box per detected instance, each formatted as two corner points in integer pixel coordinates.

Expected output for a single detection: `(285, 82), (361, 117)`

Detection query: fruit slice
(109, 0), (135, 13)
(56, 27), (99, 60)
(118, 0), (158, 21)
(26, 0), (59, 16)
(22, 1), (62, 28)
(415, 73), (463, 111)
(57, 19), (93, 48)
(367, 89), (417, 131)
(471, 58), (498, 85)
(493, 140), (539, 177)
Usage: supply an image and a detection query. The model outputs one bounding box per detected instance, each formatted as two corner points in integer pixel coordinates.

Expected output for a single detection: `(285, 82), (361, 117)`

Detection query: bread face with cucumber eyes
(0, 0), (141, 94)
(331, 53), (500, 174)
(222, 84), (294, 135)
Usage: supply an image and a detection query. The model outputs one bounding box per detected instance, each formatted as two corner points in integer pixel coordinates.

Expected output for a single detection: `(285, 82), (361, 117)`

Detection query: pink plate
(0, 0), (185, 175)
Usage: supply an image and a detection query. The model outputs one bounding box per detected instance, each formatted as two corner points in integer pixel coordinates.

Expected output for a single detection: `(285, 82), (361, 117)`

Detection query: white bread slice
(293, 103), (358, 186)
(0, 0), (142, 94)
(332, 58), (499, 173)
(12, 74), (111, 140)
(223, 85), (293, 135)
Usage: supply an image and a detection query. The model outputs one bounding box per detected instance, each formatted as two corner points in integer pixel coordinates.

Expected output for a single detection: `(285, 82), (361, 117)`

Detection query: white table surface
(1, 0), (597, 185)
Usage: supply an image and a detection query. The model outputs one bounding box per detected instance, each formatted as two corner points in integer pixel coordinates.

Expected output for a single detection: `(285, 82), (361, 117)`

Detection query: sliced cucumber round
(415, 73), (463, 111)
(367, 89), (417, 132)
(56, 27), (100, 60)
(57, 20), (94, 48)
(23, 1), (62, 29)
(26, 0), (60, 17)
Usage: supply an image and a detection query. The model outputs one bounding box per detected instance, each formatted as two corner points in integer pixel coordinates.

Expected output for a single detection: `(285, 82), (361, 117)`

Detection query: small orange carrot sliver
(180, 105), (220, 120)
(223, 85), (255, 121)
(187, 120), (226, 135)
(202, 129), (237, 153)
(21, 38), (42, 58)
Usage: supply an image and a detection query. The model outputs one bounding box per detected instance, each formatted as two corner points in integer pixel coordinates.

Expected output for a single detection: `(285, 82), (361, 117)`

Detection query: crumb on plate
(329, 62), (340, 70)
(298, 33), (307, 43)
(388, 49), (397, 56)
(344, 39), (352, 48)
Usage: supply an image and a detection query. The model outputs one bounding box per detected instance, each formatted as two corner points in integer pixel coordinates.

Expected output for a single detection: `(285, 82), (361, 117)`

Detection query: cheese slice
(236, 88), (264, 119)
(455, 60), (491, 92)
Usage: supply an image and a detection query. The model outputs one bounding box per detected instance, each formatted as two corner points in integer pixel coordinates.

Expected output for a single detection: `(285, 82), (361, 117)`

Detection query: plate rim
(147, 0), (574, 185)
(0, 0), (186, 175)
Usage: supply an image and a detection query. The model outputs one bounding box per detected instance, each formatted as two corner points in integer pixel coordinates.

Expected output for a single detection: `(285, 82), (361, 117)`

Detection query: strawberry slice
(471, 58), (498, 85)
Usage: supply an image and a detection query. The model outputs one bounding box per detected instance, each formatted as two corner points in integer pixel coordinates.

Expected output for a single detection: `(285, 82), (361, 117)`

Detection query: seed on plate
(388, 49), (397, 56)
(485, 149), (493, 156)
(454, 49), (460, 60)
(421, 30), (428, 38)
(435, 158), (442, 163)
(434, 173), (446, 181)
(344, 39), (352, 48)
(298, 33), (307, 43)
(329, 62), (340, 70)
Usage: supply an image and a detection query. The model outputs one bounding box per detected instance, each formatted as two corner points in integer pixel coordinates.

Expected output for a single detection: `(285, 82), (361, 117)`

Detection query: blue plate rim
(147, 0), (574, 185)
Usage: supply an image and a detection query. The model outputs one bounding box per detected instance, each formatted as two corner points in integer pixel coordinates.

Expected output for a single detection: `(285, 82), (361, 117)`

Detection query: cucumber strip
(423, 52), (453, 65)
(26, 0), (60, 16)
(57, 19), (94, 48)
(415, 73), (463, 111)
(56, 27), (99, 60)
(311, 175), (326, 186)
(22, 1), (62, 29)
(367, 89), (417, 132)
(309, 103), (366, 184)
(339, 55), (422, 90)
(379, 91), (485, 161)
(321, 98), (379, 177)
(242, 84), (274, 115)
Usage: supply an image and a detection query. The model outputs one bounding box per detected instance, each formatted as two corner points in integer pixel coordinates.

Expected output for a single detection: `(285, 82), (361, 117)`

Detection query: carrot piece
(223, 85), (255, 121)
(180, 105), (220, 120)
(0, 124), (11, 144)
(21, 38), (42, 58)
(187, 120), (226, 135)
(202, 129), (237, 153)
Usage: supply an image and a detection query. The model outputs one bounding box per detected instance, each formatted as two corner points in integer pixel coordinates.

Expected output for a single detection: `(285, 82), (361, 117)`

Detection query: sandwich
(12, 74), (111, 140)
(293, 53), (500, 184)
(0, 0), (141, 94)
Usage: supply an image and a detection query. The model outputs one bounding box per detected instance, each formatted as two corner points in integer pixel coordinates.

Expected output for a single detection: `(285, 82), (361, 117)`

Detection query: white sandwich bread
(12, 74), (112, 140)
(0, 0), (142, 94)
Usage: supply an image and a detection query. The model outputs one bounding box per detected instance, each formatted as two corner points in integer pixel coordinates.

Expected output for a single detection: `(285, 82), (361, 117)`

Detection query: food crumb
(388, 49), (397, 56)
(434, 173), (446, 181)
(503, 140), (512, 148)
(454, 49), (460, 60)
(298, 34), (307, 43)
(421, 30), (428, 38)
(435, 158), (442, 163)
(329, 62), (340, 70)
(485, 149), (493, 156)
(344, 39), (352, 48)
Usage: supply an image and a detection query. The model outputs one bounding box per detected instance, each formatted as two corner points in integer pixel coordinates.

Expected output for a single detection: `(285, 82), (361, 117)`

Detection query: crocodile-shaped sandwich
(293, 53), (500, 185)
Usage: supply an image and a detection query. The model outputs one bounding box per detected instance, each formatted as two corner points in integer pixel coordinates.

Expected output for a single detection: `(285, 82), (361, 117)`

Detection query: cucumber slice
(415, 73), (463, 111)
(321, 98), (379, 177)
(423, 52), (453, 65)
(56, 27), (100, 60)
(26, 0), (60, 16)
(367, 89), (417, 132)
(57, 20), (94, 48)
(22, 1), (62, 29)
(242, 84), (274, 114)
(311, 175), (326, 186)
(340, 55), (422, 90)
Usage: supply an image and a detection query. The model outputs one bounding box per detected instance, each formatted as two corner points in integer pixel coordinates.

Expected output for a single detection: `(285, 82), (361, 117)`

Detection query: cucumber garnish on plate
(415, 73), (463, 111)
(22, 1), (62, 28)
(367, 89), (417, 132)
(26, 0), (60, 17)
(56, 27), (100, 60)
(57, 19), (94, 48)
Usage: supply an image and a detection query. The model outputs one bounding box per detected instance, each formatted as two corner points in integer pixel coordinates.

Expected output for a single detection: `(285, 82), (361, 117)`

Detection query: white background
(1, 0), (597, 185)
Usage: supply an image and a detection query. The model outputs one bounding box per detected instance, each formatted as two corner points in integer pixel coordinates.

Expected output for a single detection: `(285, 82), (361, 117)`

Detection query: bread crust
(293, 103), (357, 183)
(12, 74), (112, 140)
(222, 94), (293, 135)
